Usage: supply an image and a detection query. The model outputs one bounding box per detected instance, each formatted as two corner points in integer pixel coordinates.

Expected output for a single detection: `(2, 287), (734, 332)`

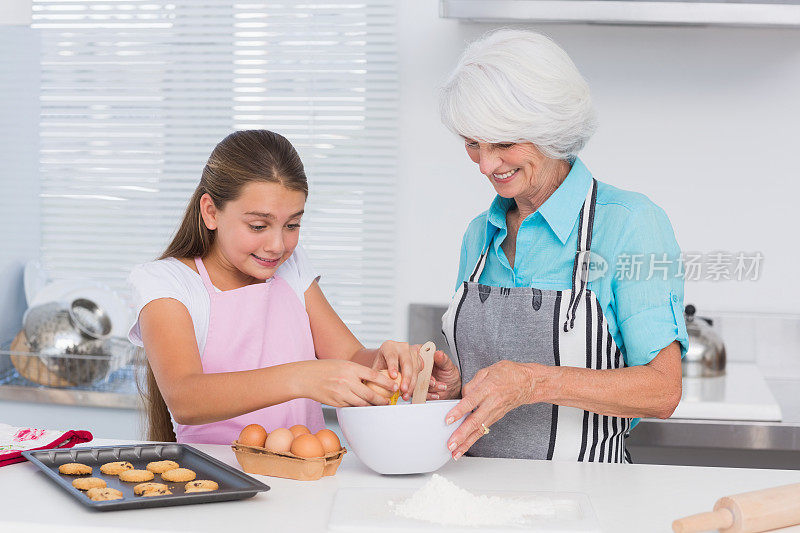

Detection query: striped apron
(442, 179), (632, 462)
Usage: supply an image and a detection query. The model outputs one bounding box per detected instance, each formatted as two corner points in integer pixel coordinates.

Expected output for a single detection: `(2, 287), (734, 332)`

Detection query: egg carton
(231, 441), (346, 481)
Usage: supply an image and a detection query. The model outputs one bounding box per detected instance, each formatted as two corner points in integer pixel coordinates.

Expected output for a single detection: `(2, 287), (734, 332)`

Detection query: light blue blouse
(454, 158), (689, 371)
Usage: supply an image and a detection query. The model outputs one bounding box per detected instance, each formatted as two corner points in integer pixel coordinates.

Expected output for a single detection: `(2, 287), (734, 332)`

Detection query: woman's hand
(301, 359), (398, 407)
(444, 360), (542, 459)
(427, 350), (461, 401)
(372, 341), (424, 401)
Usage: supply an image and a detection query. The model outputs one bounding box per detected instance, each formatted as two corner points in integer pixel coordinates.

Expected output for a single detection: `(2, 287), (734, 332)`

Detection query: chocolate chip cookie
(59, 462), (92, 475)
(146, 460), (179, 474)
(119, 469), (155, 482)
(185, 480), (219, 493)
(86, 487), (123, 501)
(161, 467), (196, 482)
(134, 482), (171, 496)
(72, 477), (106, 490)
(99, 461), (134, 475)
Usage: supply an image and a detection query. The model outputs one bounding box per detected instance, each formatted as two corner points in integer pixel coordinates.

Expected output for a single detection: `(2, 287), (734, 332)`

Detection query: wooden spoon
(411, 341), (436, 404)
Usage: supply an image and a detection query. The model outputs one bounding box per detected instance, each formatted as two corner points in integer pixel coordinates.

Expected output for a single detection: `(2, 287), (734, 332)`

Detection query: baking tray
(22, 443), (270, 511)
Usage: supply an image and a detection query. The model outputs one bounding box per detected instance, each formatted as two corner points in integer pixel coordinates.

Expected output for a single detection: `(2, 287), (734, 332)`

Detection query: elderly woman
(429, 29), (688, 463)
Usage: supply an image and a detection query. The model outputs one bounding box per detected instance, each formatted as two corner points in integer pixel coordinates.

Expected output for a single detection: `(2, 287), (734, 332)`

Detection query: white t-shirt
(127, 245), (319, 354)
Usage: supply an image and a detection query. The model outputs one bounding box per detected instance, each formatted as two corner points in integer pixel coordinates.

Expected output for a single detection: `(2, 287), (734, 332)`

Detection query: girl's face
(201, 181), (306, 282)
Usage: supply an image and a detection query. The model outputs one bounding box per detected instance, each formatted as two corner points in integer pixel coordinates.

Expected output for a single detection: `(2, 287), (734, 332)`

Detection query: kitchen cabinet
(0, 367), (143, 440)
(0, 400), (142, 441)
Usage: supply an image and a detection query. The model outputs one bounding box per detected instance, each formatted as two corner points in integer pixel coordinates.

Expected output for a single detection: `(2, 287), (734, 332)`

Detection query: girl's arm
(140, 298), (395, 425)
(304, 280), (425, 400)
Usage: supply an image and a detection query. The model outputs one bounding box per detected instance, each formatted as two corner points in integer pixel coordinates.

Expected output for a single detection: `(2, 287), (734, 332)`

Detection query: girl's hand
(303, 359), (398, 407)
(372, 341), (424, 401)
(427, 350), (461, 401)
(444, 361), (539, 459)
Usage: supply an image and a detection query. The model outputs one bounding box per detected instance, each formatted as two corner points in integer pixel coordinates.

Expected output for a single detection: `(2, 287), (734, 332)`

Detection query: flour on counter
(389, 474), (558, 527)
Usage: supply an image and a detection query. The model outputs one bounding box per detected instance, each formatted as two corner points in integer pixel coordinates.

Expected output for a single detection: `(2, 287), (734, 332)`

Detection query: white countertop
(4, 438), (800, 532)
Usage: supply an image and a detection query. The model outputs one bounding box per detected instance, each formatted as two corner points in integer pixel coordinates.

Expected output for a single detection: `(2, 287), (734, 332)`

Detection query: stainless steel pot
(23, 298), (114, 385)
(683, 304), (726, 378)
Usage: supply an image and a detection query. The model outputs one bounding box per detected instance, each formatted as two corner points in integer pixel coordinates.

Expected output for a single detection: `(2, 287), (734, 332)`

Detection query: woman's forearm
(531, 344), (682, 419)
(164, 361), (310, 425)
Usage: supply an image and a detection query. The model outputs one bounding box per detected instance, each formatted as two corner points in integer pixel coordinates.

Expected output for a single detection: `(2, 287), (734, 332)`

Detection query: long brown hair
(142, 130), (309, 441)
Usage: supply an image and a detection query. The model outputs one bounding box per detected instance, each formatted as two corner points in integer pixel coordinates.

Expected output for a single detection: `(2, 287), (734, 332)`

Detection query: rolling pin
(672, 482), (800, 533)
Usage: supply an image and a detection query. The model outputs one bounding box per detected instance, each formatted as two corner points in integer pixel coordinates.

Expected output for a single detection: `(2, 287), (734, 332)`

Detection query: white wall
(1, 0), (31, 25)
(393, 1), (800, 342)
(0, 27), (40, 344)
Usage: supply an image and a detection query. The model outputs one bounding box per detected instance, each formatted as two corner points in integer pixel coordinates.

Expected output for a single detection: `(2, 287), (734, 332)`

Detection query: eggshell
(366, 370), (402, 400)
(264, 428), (294, 454)
(290, 433), (325, 458)
(315, 429), (341, 454)
(237, 424), (267, 448)
(289, 424), (311, 438)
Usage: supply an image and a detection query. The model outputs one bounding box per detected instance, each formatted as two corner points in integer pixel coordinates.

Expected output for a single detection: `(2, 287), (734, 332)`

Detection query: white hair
(440, 29), (597, 160)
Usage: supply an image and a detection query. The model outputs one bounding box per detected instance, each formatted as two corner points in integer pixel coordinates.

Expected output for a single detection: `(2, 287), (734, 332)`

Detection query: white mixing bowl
(335, 399), (464, 475)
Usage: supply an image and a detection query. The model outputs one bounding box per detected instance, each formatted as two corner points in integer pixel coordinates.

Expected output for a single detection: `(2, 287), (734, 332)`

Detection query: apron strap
(467, 177), (598, 326)
(468, 249), (489, 283)
(563, 179), (598, 332)
(194, 257), (217, 294)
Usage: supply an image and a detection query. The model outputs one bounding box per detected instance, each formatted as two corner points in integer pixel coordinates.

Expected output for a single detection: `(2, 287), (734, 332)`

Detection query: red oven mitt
(0, 423), (93, 467)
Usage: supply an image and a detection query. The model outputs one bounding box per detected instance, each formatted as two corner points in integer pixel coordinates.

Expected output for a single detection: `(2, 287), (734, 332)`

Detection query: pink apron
(174, 257), (325, 444)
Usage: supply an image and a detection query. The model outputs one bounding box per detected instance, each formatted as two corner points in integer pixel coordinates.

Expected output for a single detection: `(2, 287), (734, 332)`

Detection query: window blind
(31, 1), (398, 346)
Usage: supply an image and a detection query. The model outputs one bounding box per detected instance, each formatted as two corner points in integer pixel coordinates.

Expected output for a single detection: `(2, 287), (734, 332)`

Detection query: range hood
(440, 0), (800, 27)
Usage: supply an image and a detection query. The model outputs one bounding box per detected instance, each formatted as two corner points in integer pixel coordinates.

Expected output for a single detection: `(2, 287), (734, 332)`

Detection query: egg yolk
(388, 390), (401, 405)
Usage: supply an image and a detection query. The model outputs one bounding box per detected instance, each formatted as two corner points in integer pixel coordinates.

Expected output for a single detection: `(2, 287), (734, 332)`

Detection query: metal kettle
(683, 304), (726, 378)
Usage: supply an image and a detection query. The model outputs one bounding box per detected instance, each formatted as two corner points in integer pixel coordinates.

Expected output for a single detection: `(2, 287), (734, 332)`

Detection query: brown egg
(264, 427), (294, 454)
(315, 429), (341, 454)
(237, 424), (267, 447)
(289, 424), (311, 438)
(290, 433), (325, 458)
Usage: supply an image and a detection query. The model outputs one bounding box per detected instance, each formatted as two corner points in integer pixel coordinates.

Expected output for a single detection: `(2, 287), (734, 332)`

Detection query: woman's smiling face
(201, 181), (306, 282)
(463, 138), (552, 199)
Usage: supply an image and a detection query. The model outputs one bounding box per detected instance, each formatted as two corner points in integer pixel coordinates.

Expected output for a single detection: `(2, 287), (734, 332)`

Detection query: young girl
(128, 130), (425, 444)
